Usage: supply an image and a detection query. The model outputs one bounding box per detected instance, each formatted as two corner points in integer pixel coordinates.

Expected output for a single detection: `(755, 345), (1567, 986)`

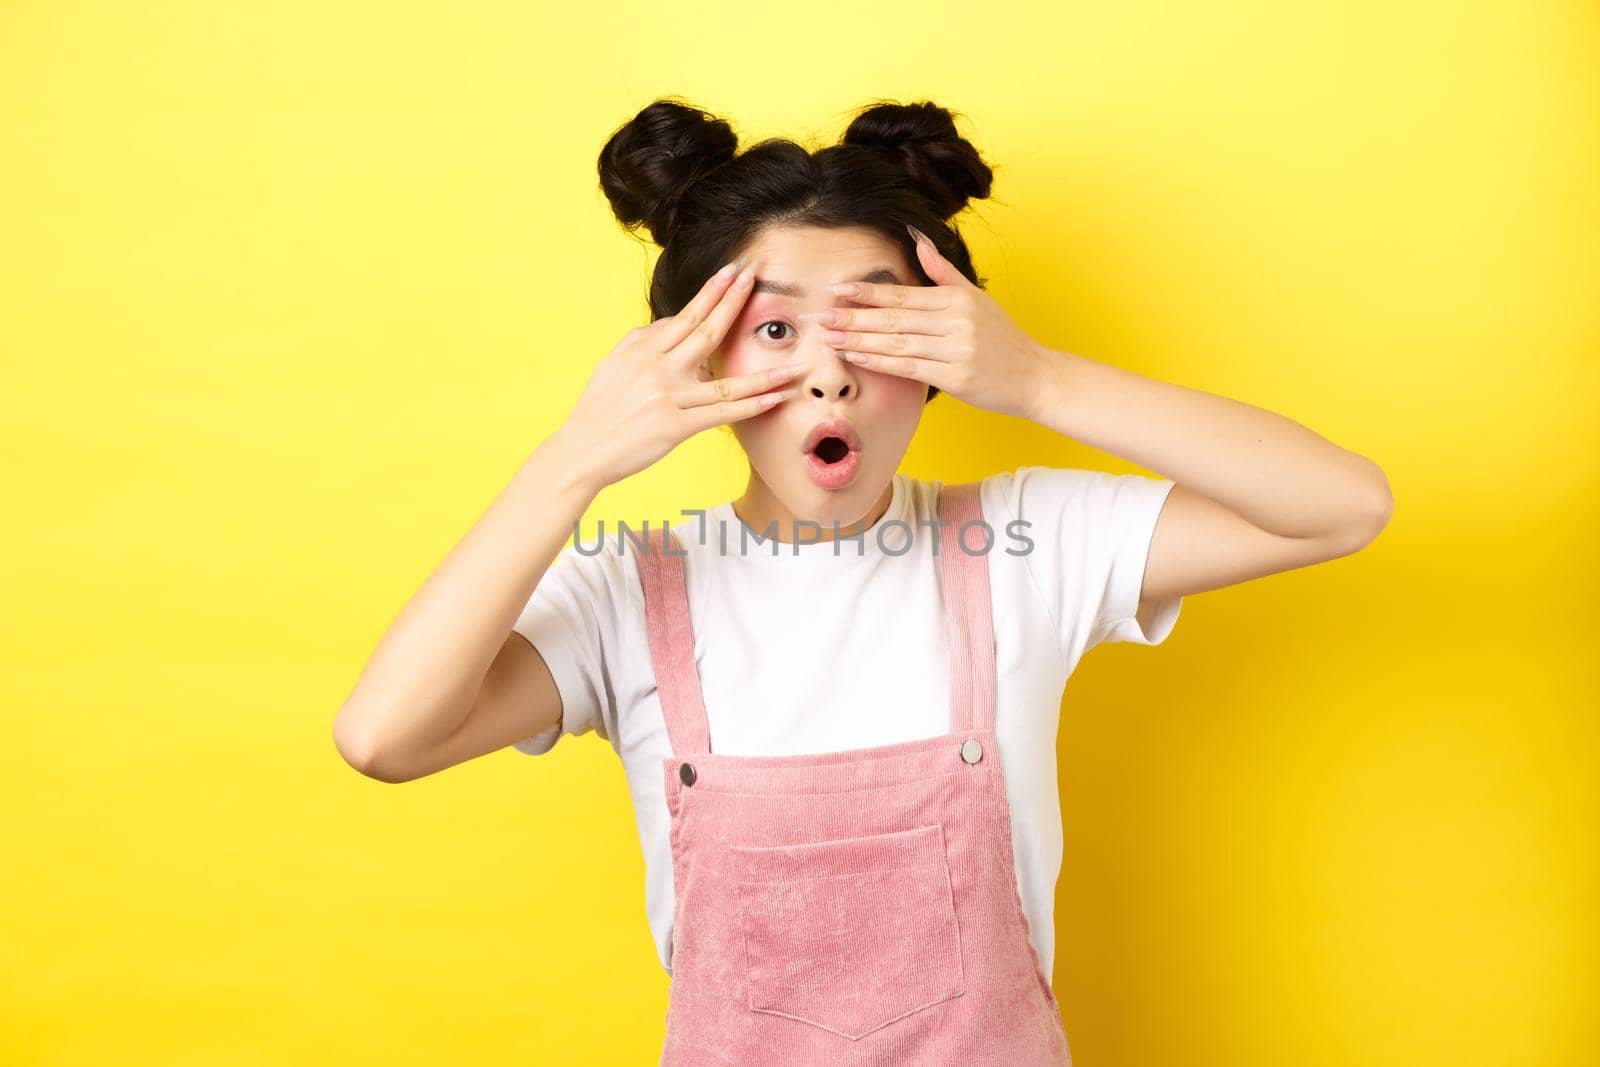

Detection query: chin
(785, 458), (892, 519)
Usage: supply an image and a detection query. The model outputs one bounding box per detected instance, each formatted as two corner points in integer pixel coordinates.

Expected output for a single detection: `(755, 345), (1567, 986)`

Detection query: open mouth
(811, 436), (852, 465)
(802, 419), (862, 489)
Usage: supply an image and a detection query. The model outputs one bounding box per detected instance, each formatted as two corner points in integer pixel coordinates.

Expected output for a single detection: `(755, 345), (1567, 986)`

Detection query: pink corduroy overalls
(635, 481), (1074, 1066)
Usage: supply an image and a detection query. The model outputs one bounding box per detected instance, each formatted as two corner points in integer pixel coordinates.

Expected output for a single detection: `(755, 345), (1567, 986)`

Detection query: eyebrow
(751, 267), (903, 298)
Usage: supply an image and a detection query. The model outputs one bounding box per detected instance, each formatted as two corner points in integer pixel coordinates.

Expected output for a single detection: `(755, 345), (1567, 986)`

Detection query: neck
(731, 475), (895, 544)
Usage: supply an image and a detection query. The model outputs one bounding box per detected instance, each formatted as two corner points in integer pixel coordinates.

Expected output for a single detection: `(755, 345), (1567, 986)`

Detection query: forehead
(736, 223), (909, 284)
(736, 220), (915, 295)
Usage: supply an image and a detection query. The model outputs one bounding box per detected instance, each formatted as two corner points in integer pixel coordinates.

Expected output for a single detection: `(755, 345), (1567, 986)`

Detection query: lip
(804, 447), (859, 490)
(801, 417), (862, 455)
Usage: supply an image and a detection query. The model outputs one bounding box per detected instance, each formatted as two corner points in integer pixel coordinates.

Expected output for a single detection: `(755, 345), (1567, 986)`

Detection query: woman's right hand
(554, 260), (804, 489)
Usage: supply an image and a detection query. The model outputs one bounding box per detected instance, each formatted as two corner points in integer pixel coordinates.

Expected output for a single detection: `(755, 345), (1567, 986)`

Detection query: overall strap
(635, 525), (713, 757)
(936, 482), (998, 735)
(636, 484), (998, 754)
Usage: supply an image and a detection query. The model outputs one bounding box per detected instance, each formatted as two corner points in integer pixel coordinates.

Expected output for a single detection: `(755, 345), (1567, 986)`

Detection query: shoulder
(980, 464), (1173, 524)
(534, 524), (659, 621)
(897, 467), (1093, 534)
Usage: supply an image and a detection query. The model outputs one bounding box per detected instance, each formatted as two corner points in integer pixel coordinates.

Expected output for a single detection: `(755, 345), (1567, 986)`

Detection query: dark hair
(597, 96), (997, 404)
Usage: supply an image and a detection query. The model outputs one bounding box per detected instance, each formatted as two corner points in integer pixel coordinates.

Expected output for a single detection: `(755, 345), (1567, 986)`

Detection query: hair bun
(841, 100), (993, 218)
(597, 98), (738, 246)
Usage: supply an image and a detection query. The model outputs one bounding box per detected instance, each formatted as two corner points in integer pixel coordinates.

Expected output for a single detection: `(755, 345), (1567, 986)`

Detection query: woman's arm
(1031, 349), (1395, 606)
(812, 230), (1392, 610)
(331, 432), (603, 782)
(332, 258), (790, 782)
(1034, 350), (1393, 539)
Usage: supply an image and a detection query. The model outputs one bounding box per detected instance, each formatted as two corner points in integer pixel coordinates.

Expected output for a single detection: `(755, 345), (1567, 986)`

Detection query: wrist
(526, 426), (609, 503)
(1026, 344), (1084, 427)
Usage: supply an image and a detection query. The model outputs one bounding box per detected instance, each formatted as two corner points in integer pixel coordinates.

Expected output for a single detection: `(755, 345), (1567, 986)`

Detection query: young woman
(334, 97), (1394, 1064)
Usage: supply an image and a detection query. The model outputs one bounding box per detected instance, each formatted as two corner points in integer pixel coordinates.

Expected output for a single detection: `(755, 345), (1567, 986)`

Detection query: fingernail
(906, 224), (931, 247)
(718, 260), (738, 278)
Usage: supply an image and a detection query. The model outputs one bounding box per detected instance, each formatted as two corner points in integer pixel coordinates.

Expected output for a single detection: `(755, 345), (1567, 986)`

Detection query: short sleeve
(989, 465), (1182, 671)
(508, 544), (622, 755)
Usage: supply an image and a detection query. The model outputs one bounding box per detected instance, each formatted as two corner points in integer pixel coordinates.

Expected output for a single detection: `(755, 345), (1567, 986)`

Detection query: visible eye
(754, 320), (795, 344)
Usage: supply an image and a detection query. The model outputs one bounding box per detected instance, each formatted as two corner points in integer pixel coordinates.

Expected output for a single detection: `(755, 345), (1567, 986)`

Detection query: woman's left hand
(808, 225), (1061, 421)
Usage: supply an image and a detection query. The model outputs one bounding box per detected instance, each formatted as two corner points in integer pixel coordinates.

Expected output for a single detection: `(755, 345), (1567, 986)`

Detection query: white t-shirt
(510, 465), (1182, 981)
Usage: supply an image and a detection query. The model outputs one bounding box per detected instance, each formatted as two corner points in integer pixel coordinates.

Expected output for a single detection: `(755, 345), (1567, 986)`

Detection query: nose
(794, 322), (858, 399)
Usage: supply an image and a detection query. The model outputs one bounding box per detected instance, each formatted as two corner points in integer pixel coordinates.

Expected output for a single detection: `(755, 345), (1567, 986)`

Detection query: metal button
(959, 739), (983, 764)
(679, 762), (697, 786)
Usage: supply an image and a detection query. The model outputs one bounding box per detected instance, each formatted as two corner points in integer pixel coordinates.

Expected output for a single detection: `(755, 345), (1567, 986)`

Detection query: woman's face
(707, 223), (929, 541)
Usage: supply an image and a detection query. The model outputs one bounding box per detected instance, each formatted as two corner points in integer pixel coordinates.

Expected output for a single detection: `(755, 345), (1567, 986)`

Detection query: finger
(838, 349), (949, 389)
(821, 328), (957, 361)
(652, 260), (749, 352)
(664, 262), (757, 369)
(825, 280), (947, 311)
(681, 382), (798, 435)
(803, 305), (951, 336)
(675, 362), (806, 410)
(908, 225), (978, 288)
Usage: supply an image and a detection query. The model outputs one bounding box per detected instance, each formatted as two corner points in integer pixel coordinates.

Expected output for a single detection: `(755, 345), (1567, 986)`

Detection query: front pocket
(729, 823), (965, 1040)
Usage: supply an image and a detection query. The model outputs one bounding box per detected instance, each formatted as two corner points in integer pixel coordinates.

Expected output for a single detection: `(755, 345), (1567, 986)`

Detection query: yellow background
(3, 1), (1595, 1064)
